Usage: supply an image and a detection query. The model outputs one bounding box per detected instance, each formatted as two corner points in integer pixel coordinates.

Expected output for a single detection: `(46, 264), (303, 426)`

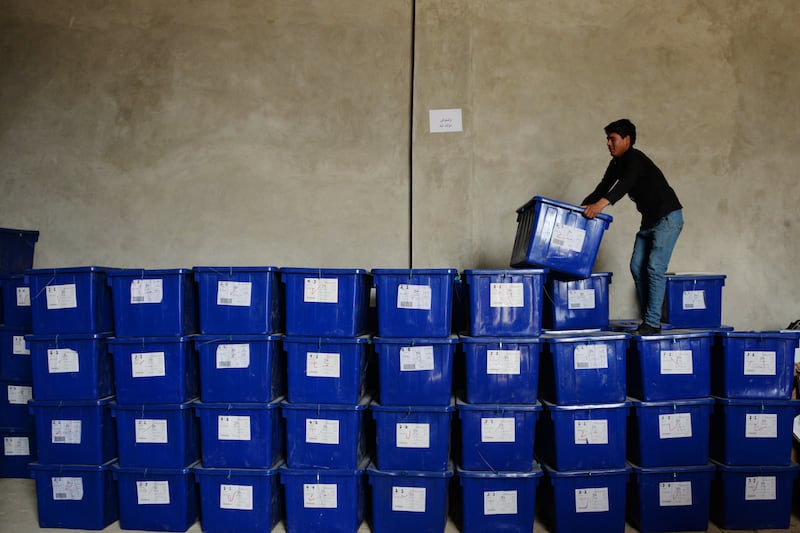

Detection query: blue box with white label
(544, 272), (612, 331)
(454, 467), (542, 533)
(664, 273), (725, 328)
(463, 269), (547, 336)
(1, 326), (32, 382)
(711, 331), (797, 399)
(460, 336), (542, 404)
(373, 336), (457, 406)
(284, 335), (368, 405)
(0, 274), (32, 328)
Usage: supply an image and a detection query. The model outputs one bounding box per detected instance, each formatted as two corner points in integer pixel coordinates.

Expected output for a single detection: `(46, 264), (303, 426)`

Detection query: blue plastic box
(456, 400), (541, 471)
(280, 460), (367, 533)
(281, 267), (371, 337)
(111, 400), (199, 468)
(628, 397), (714, 467)
(108, 268), (197, 337)
(108, 335), (198, 404)
(463, 269), (548, 337)
(628, 463), (715, 533)
(510, 196), (613, 278)
(536, 400), (631, 471)
(29, 460), (118, 530)
(370, 400), (454, 471)
(284, 335), (368, 405)
(0, 274), (32, 327)
(540, 332), (629, 405)
(0, 426), (37, 478)
(28, 396), (116, 465)
(544, 272), (612, 330)
(0, 326), (31, 382)
(194, 266), (282, 335)
(711, 331), (796, 399)
(194, 463), (283, 533)
(113, 462), (199, 532)
(460, 336), (542, 404)
(373, 336), (457, 406)
(0, 227), (39, 275)
(372, 268), (458, 338)
(538, 463), (630, 533)
(627, 331), (713, 401)
(663, 273), (726, 328)
(454, 467), (542, 533)
(367, 462), (453, 533)
(710, 397), (800, 466)
(711, 460), (799, 530)
(27, 332), (113, 400)
(1, 380), (34, 429)
(196, 334), (284, 403)
(194, 399), (284, 469)
(282, 396), (368, 469)
(26, 266), (115, 334)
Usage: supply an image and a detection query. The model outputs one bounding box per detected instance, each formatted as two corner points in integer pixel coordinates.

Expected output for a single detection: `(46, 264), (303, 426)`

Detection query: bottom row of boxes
(28, 459), (799, 532)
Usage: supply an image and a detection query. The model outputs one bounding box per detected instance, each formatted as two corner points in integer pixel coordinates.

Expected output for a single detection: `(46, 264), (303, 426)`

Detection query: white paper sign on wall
(429, 109), (463, 133)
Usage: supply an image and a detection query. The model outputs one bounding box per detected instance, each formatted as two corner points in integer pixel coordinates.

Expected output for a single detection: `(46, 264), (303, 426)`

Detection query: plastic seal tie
(227, 470), (232, 481)
(475, 445), (497, 474)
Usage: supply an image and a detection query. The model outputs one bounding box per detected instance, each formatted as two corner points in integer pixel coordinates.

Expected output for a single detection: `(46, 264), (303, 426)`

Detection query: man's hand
(582, 198), (610, 219)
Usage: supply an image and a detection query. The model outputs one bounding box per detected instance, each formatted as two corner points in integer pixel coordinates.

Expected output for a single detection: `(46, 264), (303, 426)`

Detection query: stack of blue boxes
(0, 228), (39, 479)
(368, 268), (458, 533)
(709, 328), (799, 530)
(106, 268), (200, 532)
(192, 266), (285, 533)
(278, 267), (372, 533)
(25, 266), (119, 530)
(453, 268), (547, 533)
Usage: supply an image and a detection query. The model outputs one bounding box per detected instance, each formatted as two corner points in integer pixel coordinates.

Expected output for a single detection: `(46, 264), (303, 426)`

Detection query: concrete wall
(2, 1), (798, 329)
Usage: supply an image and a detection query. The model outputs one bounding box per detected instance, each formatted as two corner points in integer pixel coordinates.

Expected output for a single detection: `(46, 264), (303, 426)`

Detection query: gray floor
(3, 477), (800, 533)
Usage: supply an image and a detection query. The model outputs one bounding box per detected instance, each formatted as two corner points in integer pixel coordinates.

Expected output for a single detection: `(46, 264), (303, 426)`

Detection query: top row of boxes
(20, 266), (725, 338)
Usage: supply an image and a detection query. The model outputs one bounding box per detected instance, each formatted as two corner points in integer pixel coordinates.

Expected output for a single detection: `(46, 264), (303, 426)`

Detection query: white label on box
(135, 419), (168, 443)
(130, 279), (163, 304)
(216, 344), (250, 369)
(745, 413), (778, 438)
(303, 278), (338, 303)
(575, 487), (609, 513)
(682, 290), (706, 310)
(481, 417), (516, 443)
(400, 346), (435, 371)
(12, 335), (29, 355)
(397, 284), (432, 310)
(552, 223), (586, 253)
(47, 348), (79, 373)
(131, 352), (166, 378)
(16, 286), (31, 307)
(486, 349), (521, 375)
(484, 490), (518, 515)
(745, 476), (777, 501)
(217, 281), (252, 307)
(743, 351), (777, 376)
(574, 344), (608, 369)
(4, 436), (30, 456)
(7, 384), (32, 405)
(659, 481), (693, 507)
(660, 350), (694, 374)
(574, 419), (608, 445)
(489, 283), (524, 308)
(307, 352), (341, 378)
(568, 289), (596, 310)
(52, 477), (84, 501)
(658, 413), (693, 439)
(51, 420), (81, 444)
(46, 284), (77, 310)
(218, 415), (252, 441)
(392, 486), (426, 512)
(220, 484), (254, 511)
(137, 481), (170, 504)
(795, 347), (800, 364)
(396, 423), (430, 448)
(306, 418), (340, 445)
(303, 484), (338, 509)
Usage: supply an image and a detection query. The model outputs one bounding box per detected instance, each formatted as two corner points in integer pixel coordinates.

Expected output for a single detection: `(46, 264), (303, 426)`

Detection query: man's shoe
(636, 323), (662, 336)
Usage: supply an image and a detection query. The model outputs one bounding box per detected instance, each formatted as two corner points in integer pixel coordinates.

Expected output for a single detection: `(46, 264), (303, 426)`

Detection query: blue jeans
(630, 209), (683, 328)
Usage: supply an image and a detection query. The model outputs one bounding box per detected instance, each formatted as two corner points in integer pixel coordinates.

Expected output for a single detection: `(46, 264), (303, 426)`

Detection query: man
(581, 118), (683, 335)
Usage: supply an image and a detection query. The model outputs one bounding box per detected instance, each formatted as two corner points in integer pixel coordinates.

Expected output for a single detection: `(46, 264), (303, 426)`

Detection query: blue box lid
(459, 335), (543, 345)
(517, 196), (613, 223)
(281, 456), (370, 476)
(29, 395), (116, 408)
(463, 268), (548, 276)
(194, 334), (283, 343)
(372, 268), (458, 276)
(456, 398), (541, 412)
(711, 459), (800, 473)
(281, 267), (368, 275)
(373, 335), (459, 345)
(112, 460), (200, 475)
(282, 334), (370, 344)
(107, 335), (196, 344)
(541, 399), (631, 411)
(193, 266), (279, 273)
(456, 465), (542, 478)
(26, 332), (113, 341)
(29, 459), (116, 473)
(110, 399), (197, 411)
(716, 330), (796, 340)
(108, 268), (193, 277)
(193, 461), (283, 476)
(541, 462), (629, 477)
(629, 462), (716, 475)
(281, 395), (370, 412)
(712, 396), (800, 408)
(195, 397), (283, 411)
(26, 266), (117, 275)
(543, 331), (630, 343)
(367, 461), (454, 478)
(0, 228), (39, 239)
(666, 272), (726, 282)
(630, 397), (715, 408)
(370, 398), (456, 412)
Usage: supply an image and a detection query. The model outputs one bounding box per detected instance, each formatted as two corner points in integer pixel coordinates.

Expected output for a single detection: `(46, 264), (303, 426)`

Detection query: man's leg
(643, 210), (684, 328)
(630, 228), (651, 324)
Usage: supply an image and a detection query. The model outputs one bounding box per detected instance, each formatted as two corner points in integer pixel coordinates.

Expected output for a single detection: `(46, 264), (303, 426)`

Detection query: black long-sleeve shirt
(582, 147), (682, 229)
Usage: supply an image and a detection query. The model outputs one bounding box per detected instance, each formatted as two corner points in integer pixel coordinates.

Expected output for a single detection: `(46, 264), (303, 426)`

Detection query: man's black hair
(604, 118), (636, 146)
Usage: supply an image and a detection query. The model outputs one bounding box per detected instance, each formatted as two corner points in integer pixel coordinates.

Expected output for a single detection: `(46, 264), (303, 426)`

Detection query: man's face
(606, 132), (631, 158)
